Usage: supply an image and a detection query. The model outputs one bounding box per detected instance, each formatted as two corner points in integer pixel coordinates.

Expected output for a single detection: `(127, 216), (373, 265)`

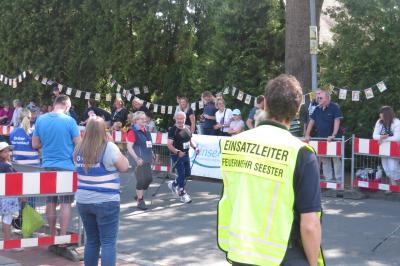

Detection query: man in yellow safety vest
(218, 74), (325, 266)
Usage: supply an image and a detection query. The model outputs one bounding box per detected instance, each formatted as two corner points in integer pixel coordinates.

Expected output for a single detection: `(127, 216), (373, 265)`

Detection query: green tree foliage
(320, 0), (400, 137)
(0, 0), (284, 127)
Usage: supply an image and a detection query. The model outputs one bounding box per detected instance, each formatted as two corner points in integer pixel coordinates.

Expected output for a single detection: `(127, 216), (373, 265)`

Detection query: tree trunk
(285, 0), (324, 92)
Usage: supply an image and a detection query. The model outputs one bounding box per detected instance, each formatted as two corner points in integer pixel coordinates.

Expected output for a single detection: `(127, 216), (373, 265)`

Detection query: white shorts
(1, 214), (13, 225)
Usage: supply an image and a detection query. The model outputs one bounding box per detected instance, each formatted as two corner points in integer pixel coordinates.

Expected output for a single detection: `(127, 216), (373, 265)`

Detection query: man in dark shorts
(32, 95), (80, 236)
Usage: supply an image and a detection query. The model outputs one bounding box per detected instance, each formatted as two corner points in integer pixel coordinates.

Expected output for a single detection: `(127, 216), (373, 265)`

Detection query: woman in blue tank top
(9, 108), (40, 166)
(74, 117), (129, 266)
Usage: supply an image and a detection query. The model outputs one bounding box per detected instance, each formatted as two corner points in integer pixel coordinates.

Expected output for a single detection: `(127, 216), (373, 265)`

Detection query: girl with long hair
(74, 117), (129, 266)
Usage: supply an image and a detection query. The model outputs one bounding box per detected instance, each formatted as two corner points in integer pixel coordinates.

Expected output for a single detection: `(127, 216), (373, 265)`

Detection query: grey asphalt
(1, 170), (399, 265)
(117, 172), (400, 266)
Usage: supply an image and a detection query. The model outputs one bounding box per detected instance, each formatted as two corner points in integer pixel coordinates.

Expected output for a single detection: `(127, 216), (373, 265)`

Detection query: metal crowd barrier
(103, 130), (172, 175)
(0, 168), (82, 250)
(351, 136), (400, 193)
(307, 137), (345, 190)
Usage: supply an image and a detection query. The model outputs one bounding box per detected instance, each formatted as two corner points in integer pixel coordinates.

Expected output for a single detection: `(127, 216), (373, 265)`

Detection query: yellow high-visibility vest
(218, 124), (325, 266)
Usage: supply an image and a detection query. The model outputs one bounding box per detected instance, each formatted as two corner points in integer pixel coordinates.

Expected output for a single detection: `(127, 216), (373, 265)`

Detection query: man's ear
(263, 100), (268, 112)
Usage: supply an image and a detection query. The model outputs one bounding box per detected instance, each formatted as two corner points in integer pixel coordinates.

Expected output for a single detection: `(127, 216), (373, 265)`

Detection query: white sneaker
(179, 191), (192, 203)
(167, 181), (179, 197)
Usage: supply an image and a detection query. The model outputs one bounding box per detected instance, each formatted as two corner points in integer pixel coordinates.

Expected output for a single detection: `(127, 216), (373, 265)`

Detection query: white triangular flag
(168, 106), (173, 114)
(85, 92), (91, 100)
(244, 94), (251, 104)
(116, 93), (122, 99)
(41, 77), (48, 85)
(143, 86), (149, 93)
(106, 94), (112, 102)
(58, 84), (63, 92)
(231, 86), (237, 96)
(237, 90), (244, 101)
(377, 81), (387, 92)
(146, 102), (151, 109)
(75, 90), (82, 98)
(66, 87), (72, 95)
(8, 79), (12, 86)
(3, 77), (8, 85)
(153, 104), (158, 113)
(34, 75), (40, 81)
(122, 89), (127, 98)
(18, 75), (22, 83)
(127, 92), (132, 102)
(339, 89), (347, 100)
(0, 75), (3, 81)
(134, 87), (140, 95)
(364, 88), (374, 99)
(23, 71), (27, 78)
(111, 80), (116, 88)
(161, 105), (166, 114)
(191, 102), (196, 111)
(12, 79), (17, 88)
(352, 91), (360, 101)
(223, 87), (230, 95)
(199, 100), (204, 109)
(95, 93), (101, 101)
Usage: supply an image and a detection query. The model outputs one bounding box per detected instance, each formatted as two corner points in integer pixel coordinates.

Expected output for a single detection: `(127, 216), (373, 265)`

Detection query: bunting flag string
(0, 69), (259, 114)
(0, 70), (28, 88)
(1, 69), (389, 114)
(302, 81), (389, 103)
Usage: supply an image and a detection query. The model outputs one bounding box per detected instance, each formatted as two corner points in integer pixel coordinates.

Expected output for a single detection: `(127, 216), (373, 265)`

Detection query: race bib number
(183, 142), (190, 149)
(146, 141), (153, 148)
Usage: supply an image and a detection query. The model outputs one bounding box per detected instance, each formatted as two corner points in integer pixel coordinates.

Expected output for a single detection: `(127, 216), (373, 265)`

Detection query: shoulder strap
(223, 109), (227, 123)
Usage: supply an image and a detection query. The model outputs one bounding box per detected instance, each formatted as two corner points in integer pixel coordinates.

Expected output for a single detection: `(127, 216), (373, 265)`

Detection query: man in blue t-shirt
(32, 95), (80, 237)
(200, 91), (217, 135)
(305, 90), (343, 182)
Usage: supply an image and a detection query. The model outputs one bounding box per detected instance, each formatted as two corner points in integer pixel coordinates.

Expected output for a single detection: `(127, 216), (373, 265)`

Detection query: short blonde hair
(132, 111), (146, 122)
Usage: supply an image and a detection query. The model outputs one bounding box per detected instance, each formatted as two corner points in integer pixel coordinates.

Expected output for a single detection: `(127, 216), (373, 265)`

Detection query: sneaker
(179, 191), (192, 204)
(137, 199), (148, 210)
(167, 181), (179, 197)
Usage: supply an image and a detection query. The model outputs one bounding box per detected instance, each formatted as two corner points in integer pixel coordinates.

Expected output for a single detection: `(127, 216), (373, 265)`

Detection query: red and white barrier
(352, 136), (400, 193)
(151, 132), (169, 145)
(354, 138), (400, 158)
(353, 180), (400, 193)
(0, 125), (14, 135)
(320, 181), (341, 190)
(0, 171), (77, 196)
(308, 140), (342, 156)
(152, 165), (171, 172)
(0, 234), (79, 250)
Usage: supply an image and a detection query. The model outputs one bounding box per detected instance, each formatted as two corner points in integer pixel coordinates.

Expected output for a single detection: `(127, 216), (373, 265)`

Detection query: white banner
(189, 134), (224, 179)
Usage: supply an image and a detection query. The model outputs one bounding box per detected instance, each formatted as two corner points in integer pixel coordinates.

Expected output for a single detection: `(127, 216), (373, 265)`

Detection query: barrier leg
(341, 136), (345, 190)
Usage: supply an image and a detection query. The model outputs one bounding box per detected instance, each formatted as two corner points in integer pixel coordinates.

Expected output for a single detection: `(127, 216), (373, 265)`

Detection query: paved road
(1, 171), (400, 265)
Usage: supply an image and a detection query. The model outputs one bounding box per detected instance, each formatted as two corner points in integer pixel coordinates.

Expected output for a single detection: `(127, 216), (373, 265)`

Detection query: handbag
(13, 204), (45, 238)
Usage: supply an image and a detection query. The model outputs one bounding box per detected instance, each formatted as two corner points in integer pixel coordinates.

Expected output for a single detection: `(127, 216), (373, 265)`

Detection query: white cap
(0, 142), (12, 151)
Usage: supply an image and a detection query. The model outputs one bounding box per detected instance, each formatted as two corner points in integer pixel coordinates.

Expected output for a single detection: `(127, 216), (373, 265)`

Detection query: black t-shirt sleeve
(293, 147), (321, 214)
(187, 108), (194, 116)
(168, 126), (175, 141)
